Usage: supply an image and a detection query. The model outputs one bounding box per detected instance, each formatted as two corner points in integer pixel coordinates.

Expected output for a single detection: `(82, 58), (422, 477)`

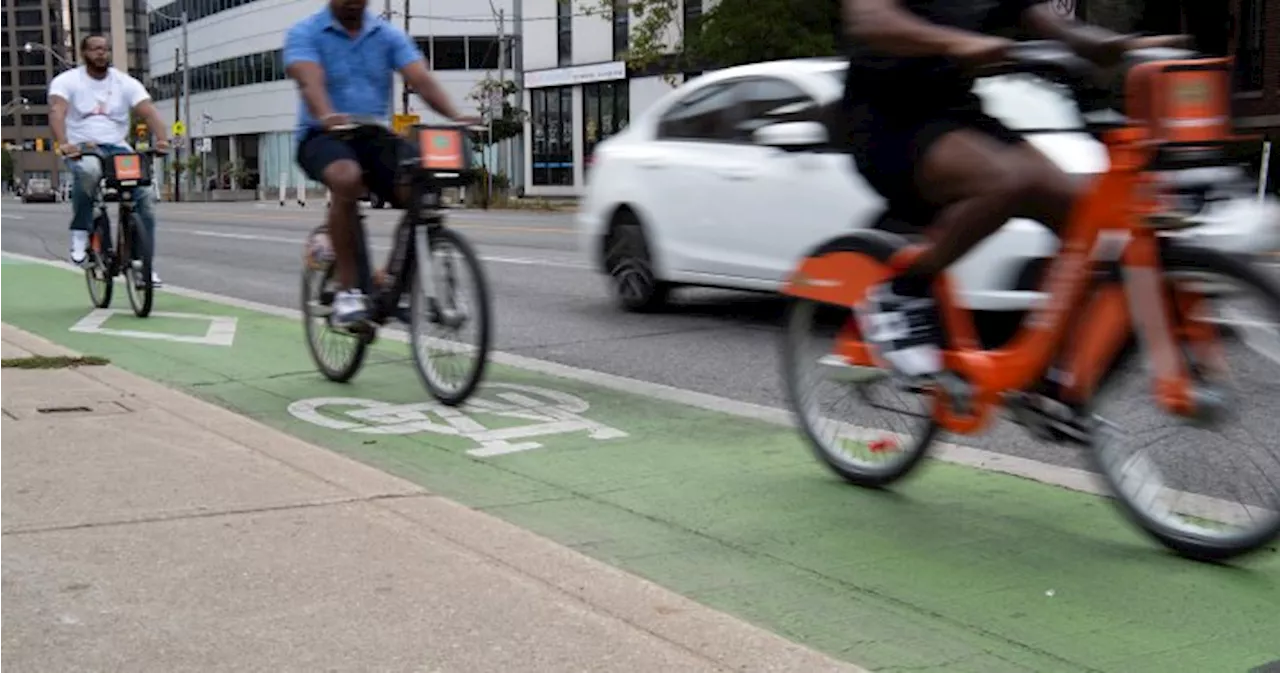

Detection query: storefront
(523, 60), (632, 196)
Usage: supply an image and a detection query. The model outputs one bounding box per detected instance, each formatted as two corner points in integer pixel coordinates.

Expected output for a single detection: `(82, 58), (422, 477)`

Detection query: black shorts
(847, 98), (1024, 223)
(296, 126), (418, 207)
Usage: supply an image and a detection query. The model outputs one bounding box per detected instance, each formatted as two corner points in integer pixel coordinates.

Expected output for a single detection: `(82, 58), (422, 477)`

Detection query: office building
(146, 0), (515, 197)
(2, 0), (148, 189)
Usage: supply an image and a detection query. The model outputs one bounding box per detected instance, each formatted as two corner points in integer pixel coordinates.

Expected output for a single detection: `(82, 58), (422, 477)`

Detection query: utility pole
(173, 47), (182, 203)
(182, 10), (193, 198)
(497, 8), (506, 185)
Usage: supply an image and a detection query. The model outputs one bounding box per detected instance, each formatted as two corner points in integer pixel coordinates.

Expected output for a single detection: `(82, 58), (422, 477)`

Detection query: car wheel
(604, 211), (670, 312)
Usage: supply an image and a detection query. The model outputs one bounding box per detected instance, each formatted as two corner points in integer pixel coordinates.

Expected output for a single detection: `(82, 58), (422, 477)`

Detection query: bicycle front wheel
(123, 213), (154, 318)
(409, 227), (492, 406)
(1088, 244), (1280, 562)
(84, 215), (113, 309)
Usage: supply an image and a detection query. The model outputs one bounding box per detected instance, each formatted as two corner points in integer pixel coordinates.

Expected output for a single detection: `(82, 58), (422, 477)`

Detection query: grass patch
(2, 355), (110, 369)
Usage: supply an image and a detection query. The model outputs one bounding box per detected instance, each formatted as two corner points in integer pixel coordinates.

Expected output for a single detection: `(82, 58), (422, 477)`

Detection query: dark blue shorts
(847, 97), (1024, 223)
(295, 126), (418, 207)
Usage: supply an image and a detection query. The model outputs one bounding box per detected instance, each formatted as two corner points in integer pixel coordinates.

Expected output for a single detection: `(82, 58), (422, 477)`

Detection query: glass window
(530, 86), (573, 186)
(19, 70), (48, 87)
(1234, 0), (1265, 92)
(16, 9), (44, 26)
(656, 81), (740, 141)
(19, 49), (46, 66)
(270, 49), (284, 80)
(584, 81), (629, 160)
(21, 113), (49, 126)
(683, 0), (701, 48)
(17, 30), (44, 46)
(21, 88), (48, 105)
(557, 0), (572, 66)
(612, 0), (628, 60)
(732, 77), (814, 140)
(467, 36), (499, 70)
(431, 37), (466, 70)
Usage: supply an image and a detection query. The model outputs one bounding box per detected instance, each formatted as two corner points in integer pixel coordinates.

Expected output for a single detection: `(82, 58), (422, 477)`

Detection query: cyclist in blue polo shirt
(284, 0), (478, 327)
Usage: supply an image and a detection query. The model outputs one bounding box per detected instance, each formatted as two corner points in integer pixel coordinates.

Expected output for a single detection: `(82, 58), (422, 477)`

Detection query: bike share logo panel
(287, 383), (628, 457)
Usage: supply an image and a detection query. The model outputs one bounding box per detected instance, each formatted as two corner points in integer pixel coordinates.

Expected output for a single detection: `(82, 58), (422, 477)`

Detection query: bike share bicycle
(302, 117), (493, 406)
(80, 145), (165, 318)
(780, 41), (1280, 561)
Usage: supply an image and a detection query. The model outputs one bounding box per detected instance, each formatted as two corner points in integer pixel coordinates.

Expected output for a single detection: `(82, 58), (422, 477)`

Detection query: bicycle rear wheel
(409, 227), (492, 406)
(123, 213), (154, 318)
(301, 227), (369, 382)
(84, 214), (113, 309)
(1088, 244), (1280, 561)
(779, 232), (938, 487)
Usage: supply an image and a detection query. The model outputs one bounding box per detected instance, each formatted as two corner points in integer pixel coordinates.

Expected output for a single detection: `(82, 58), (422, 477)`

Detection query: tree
(580, 0), (686, 82)
(2, 148), (14, 184)
(580, 0), (839, 81)
(695, 0), (840, 67)
(466, 76), (528, 149)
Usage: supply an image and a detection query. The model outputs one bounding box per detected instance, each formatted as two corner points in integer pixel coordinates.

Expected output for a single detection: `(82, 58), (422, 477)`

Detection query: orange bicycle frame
(783, 56), (1253, 435)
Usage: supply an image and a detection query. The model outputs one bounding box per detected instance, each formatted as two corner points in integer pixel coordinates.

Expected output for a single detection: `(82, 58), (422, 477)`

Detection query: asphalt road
(5, 198), (1280, 492)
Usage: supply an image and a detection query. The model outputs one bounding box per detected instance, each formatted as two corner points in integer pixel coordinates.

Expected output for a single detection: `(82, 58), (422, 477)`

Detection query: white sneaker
(331, 289), (370, 327)
(151, 271), (163, 287)
(70, 231), (89, 266)
(853, 282), (944, 379)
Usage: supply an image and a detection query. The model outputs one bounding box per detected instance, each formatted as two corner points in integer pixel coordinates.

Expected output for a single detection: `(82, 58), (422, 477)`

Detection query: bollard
(279, 171), (287, 207)
(1259, 140), (1272, 204)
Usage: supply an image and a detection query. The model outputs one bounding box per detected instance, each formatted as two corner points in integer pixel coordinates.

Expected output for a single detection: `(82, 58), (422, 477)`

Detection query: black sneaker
(854, 280), (944, 379)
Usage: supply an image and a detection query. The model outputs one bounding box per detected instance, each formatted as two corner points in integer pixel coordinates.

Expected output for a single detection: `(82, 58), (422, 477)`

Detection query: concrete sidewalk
(0, 324), (864, 673)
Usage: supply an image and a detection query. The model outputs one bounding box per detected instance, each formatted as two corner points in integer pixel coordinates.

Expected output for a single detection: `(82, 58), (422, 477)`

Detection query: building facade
(3, 0), (148, 189)
(517, 0), (705, 197)
(146, 0), (515, 197)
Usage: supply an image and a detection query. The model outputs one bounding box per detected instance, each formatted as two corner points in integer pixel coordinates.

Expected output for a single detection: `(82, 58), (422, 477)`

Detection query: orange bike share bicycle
(780, 41), (1280, 561)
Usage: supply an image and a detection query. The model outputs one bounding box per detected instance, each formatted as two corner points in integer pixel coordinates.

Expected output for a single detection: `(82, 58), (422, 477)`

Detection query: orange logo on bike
(113, 155), (143, 180)
(419, 129), (465, 171)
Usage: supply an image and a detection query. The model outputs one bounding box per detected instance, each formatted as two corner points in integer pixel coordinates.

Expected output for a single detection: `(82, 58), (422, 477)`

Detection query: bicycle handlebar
(973, 40), (1203, 112)
(324, 115), (487, 134)
(70, 144), (168, 159)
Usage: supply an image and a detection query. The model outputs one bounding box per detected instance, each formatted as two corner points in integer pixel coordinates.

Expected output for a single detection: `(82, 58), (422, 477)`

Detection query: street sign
(172, 120), (186, 137)
(392, 113), (420, 135)
(198, 137), (211, 154)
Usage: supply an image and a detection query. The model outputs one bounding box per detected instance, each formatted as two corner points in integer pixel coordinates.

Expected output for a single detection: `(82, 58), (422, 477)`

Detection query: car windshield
(820, 65), (1085, 133)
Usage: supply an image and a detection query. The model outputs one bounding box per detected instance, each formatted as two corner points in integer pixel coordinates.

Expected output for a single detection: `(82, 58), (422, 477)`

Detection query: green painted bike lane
(3, 257), (1278, 673)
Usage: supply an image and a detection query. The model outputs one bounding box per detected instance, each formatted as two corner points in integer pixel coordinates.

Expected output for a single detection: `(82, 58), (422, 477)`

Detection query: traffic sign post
(172, 120), (186, 137)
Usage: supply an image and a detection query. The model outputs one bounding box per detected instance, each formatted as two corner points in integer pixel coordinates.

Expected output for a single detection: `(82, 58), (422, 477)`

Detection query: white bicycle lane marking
(288, 382), (628, 457)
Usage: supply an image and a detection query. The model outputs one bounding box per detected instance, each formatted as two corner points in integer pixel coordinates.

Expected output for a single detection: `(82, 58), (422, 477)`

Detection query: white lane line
(3, 248), (1108, 498)
(178, 229), (591, 270)
(2, 213), (27, 220)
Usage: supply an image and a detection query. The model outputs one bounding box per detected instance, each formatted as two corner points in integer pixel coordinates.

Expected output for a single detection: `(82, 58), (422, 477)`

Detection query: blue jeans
(65, 144), (158, 256)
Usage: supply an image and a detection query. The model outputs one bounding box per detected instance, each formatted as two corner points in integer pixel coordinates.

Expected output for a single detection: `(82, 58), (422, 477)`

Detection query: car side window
(732, 77), (819, 141)
(655, 82), (742, 142)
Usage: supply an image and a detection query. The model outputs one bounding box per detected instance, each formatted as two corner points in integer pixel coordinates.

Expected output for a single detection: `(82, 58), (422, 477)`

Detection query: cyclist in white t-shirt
(50, 35), (170, 283)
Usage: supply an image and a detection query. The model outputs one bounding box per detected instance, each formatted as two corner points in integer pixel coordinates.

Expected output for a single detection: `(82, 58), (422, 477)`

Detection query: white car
(577, 58), (1280, 334)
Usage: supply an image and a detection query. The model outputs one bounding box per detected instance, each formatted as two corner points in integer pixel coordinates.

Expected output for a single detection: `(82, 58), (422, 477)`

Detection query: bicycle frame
(83, 150), (151, 274)
(782, 55), (1259, 436)
(346, 123), (472, 327)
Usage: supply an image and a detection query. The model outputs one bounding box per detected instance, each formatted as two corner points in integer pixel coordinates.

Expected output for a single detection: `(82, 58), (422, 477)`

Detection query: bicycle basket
(1124, 57), (1234, 145)
(414, 125), (474, 188)
(104, 153), (153, 189)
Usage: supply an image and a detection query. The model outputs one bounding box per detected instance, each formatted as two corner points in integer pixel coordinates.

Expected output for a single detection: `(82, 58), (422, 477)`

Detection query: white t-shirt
(48, 67), (151, 146)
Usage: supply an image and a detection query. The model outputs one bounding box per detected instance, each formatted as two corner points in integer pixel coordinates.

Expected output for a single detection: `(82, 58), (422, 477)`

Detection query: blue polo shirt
(282, 7), (422, 138)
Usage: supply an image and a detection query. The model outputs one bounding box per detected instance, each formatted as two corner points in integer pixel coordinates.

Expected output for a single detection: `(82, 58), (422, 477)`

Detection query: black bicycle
(301, 118), (493, 406)
(80, 145), (164, 318)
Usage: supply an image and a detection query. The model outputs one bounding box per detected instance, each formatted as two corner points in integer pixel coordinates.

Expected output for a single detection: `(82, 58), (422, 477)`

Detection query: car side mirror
(752, 121), (828, 149)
